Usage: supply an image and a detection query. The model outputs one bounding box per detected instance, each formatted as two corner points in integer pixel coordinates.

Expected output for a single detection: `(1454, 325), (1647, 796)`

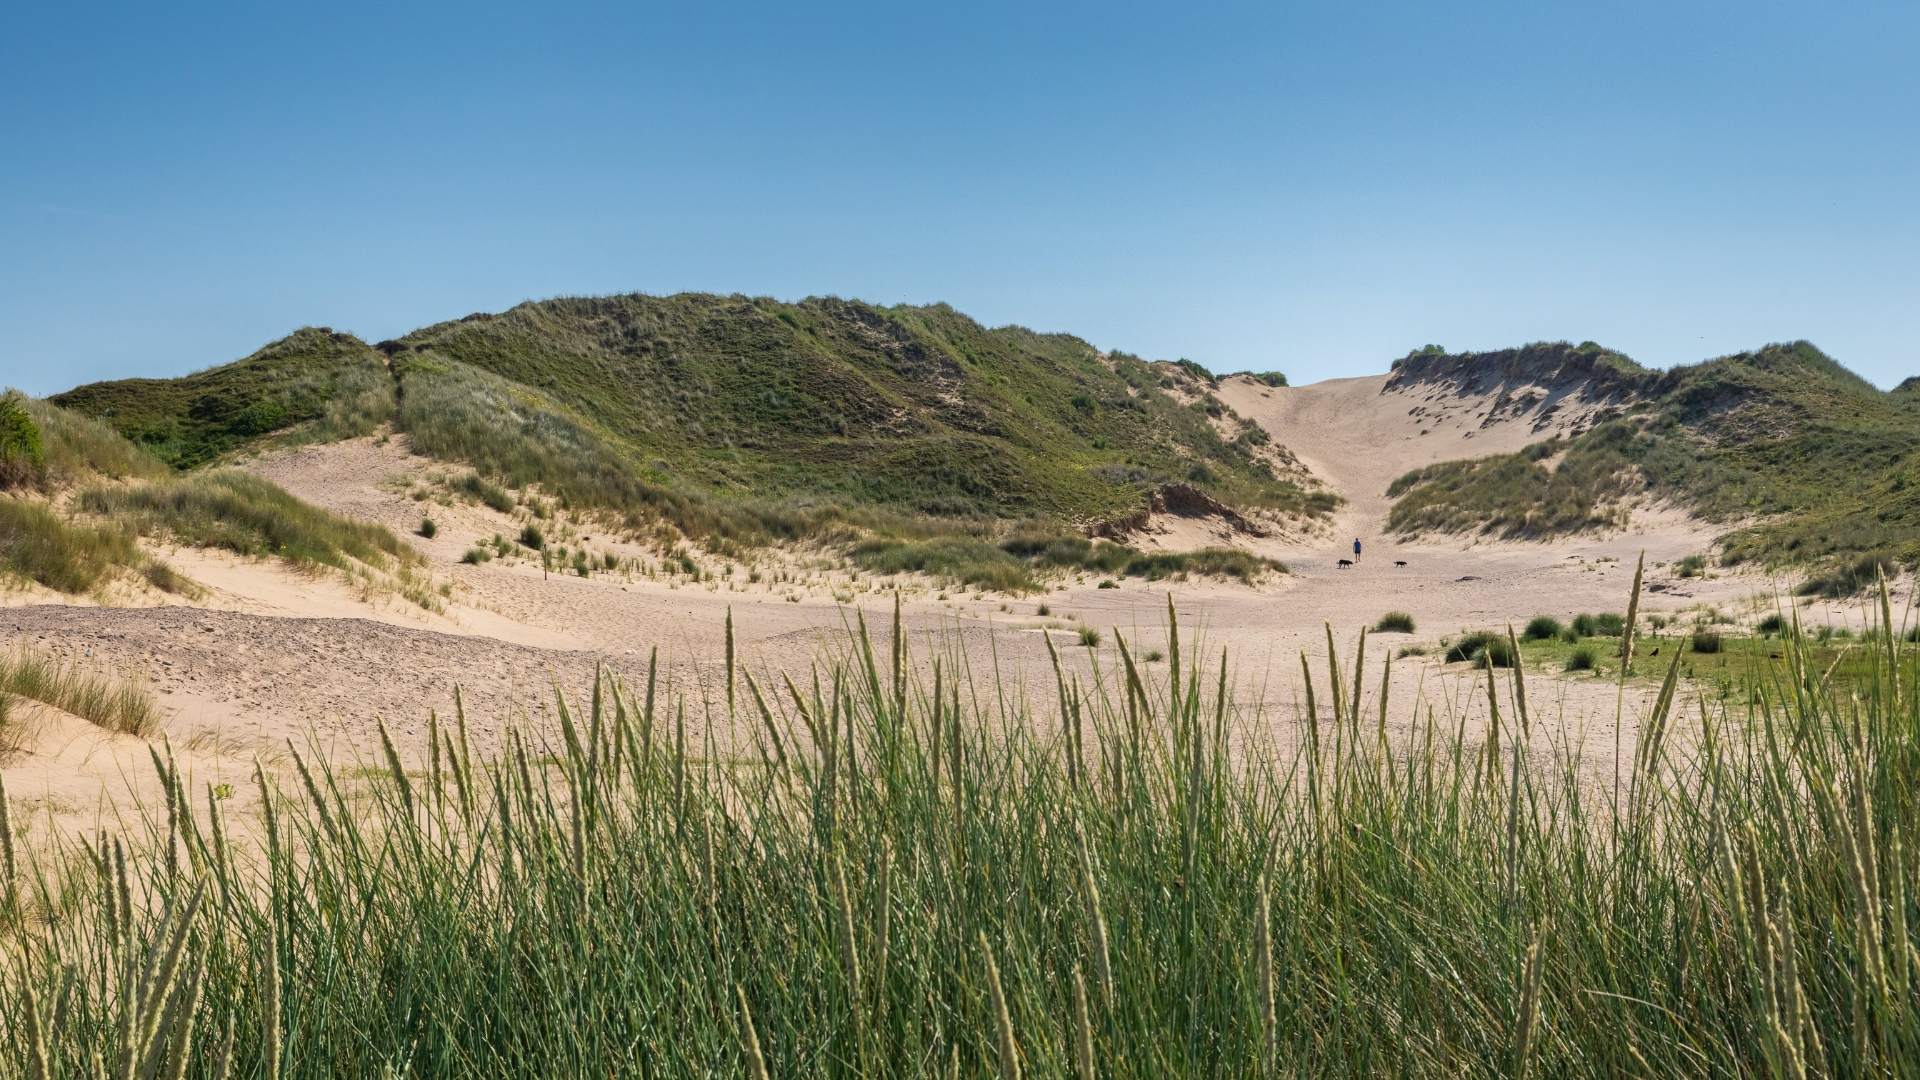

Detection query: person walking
(1353, 537), (1362, 563)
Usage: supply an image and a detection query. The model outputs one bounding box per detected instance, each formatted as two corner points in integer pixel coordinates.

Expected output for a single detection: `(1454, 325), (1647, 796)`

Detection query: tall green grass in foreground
(3, 587), (1920, 1076)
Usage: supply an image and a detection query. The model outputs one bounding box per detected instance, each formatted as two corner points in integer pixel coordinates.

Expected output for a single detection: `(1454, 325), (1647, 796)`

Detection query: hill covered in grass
(1385, 340), (1920, 570)
(56, 294), (1333, 540)
(50, 328), (392, 469)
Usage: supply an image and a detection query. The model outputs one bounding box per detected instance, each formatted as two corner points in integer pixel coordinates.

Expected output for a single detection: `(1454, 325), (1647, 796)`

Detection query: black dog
(1394, 560), (1407, 567)
(1336, 558), (1354, 569)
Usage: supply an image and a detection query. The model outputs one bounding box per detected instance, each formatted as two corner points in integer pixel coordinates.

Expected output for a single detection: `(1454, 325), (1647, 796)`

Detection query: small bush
(1077, 625), (1102, 647)
(1097, 579), (1119, 590)
(1691, 631), (1723, 654)
(1564, 646), (1597, 672)
(1373, 611), (1416, 634)
(0, 391), (48, 489)
(1443, 631), (1514, 668)
(1756, 613), (1787, 636)
(1522, 616), (1563, 641)
(1674, 554), (1707, 579)
(419, 518), (438, 539)
(461, 547), (492, 565)
(519, 524), (546, 551)
(1572, 612), (1625, 638)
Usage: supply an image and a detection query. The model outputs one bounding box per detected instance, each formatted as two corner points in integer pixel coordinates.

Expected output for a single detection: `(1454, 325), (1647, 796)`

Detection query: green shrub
(1564, 645), (1597, 671)
(1077, 625), (1102, 647)
(0, 498), (141, 594)
(1674, 554), (1707, 578)
(1373, 611), (1416, 634)
(1442, 630), (1514, 667)
(455, 472), (516, 514)
(1756, 613), (1787, 636)
(1572, 612), (1625, 638)
(519, 524), (546, 551)
(1691, 631), (1723, 654)
(0, 391), (47, 489)
(419, 518), (438, 539)
(461, 547), (491, 565)
(1522, 616), (1563, 641)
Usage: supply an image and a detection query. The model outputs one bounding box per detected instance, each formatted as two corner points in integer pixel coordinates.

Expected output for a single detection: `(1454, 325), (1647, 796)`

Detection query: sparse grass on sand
(3, 582), (1920, 1075)
(0, 497), (143, 594)
(1373, 610), (1416, 633)
(78, 470), (418, 573)
(853, 531), (1285, 593)
(0, 646), (158, 737)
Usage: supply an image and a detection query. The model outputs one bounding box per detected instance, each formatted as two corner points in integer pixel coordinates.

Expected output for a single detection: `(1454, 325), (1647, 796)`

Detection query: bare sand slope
(1218, 372), (1632, 546)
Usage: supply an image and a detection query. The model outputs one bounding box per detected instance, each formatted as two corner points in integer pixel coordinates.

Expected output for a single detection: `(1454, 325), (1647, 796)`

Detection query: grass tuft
(1442, 630), (1515, 667)
(1372, 611), (1416, 634)
(1521, 616), (1563, 641)
(78, 471), (417, 573)
(0, 647), (158, 736)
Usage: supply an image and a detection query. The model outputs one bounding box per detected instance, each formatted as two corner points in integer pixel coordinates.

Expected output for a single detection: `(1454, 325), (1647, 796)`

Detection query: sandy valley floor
(2, 373), (1888, 839)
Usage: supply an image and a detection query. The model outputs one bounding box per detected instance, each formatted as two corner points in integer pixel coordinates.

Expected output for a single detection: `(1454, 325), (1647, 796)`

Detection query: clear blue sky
(3, 1), (1916, 395)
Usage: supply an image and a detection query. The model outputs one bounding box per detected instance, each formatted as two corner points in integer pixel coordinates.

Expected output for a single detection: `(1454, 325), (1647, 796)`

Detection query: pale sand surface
(4, 375), (1882, 840)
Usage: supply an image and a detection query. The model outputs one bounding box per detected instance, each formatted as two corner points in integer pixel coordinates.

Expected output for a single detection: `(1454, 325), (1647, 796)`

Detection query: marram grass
(2, 582), (1920, 1076)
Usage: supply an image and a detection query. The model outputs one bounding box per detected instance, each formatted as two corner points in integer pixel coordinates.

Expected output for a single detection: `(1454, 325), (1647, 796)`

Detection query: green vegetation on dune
(385, 293), (1323, 522)
(1385, 340), (1920, 576)
(0, 393), (45, 489)
(0, 498), (144, 594)
(51, 328), (393, 468)
(50, 294), (1334, 567)
(5, 592), (1920, 1074)
(850, 529), (1285, 592)
(20, 395), (170, 485)
(78, 471), (419, 573)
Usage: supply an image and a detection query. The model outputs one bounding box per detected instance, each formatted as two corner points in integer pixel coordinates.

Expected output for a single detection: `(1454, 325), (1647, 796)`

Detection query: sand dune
(1, 379), (1821, 836)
